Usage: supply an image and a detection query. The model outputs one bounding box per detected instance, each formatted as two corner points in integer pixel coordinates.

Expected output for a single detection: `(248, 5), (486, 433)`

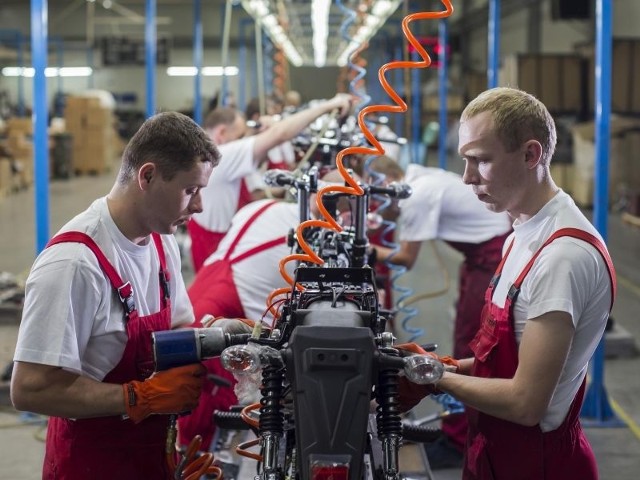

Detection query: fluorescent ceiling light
(166, 66), (240, 77)
(1, 66), (93, 77)
(241, 0), (304, 67)
(312, 0), (331, 67)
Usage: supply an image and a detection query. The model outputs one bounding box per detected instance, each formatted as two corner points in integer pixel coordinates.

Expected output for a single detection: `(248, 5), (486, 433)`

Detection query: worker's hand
(123, 364), (205, 424)
(329, 93), (357, 117)
(395, 342), (460, 372)
(395, 343), (460, 413)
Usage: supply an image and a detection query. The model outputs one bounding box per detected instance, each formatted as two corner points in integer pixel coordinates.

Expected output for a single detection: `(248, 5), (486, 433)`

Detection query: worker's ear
(138, 163), (156, 190)
(523, 140), (543, 169)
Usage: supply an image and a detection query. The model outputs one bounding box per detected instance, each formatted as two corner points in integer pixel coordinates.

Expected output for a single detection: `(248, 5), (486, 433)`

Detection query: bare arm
(373, 240), (422, 269)
(436, 310), (574, 426)
(252, 94), (353, 161)
(11, 361), (126, 419)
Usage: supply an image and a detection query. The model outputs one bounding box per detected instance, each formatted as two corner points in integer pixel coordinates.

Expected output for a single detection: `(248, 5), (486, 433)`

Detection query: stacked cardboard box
(64, 96), (116, 175)
(0, 157), (12, 199)
(580, 39), (640, 115)
(5, 117), (34, 190)
(570, 117), (640, 207)
(499, 54), (583, 114)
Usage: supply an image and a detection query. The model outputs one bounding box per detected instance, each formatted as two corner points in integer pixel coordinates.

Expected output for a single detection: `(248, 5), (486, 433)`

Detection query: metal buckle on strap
(507, 284), (520, 301)
(159, 270), (170, 300)
(117, 282), (136, 317)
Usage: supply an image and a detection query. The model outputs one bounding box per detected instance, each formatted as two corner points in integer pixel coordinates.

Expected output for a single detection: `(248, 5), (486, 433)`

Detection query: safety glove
(395, 342), (460, 413)
(123, 363), (205, 424)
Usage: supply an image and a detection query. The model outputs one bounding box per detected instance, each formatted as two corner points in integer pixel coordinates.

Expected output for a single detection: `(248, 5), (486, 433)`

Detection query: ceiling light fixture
(1, 66), (93, 77)
(312, 0), (331, 67)
(166, 66), (240, 77)
(241, 0), (304, 67)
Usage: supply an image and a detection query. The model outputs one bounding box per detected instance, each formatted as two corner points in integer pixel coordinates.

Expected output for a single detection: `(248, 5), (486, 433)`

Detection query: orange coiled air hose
(264, 1), (455, 322)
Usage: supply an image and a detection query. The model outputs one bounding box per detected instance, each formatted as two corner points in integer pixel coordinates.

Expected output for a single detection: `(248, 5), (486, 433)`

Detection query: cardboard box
(500, 54), (584, 113)
(583, 38), (640, 114)
(6, 117), (33, 135)
(0, 158), (12, 197)
(571, 117), (640, 206)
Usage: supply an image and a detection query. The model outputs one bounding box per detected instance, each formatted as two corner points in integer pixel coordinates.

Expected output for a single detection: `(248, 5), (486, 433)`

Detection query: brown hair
(118, 111), (220, 183)
(461, 87), (557, 164)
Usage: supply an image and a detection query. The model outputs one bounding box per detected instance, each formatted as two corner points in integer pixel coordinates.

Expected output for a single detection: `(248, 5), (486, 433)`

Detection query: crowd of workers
(9, 86), (615, 480)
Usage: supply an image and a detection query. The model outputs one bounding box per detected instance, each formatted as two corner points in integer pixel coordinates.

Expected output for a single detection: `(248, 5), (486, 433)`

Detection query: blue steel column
(31, 0), (50, 253)
(193, 0), (203, 125)
(438, 18), (448, 169)
(411, 51), (421, 163)
(393, 42), (403, 137)
(220, 0), (233, 107)
(17, 31), (26, 117)
(581, 0), (622, 427)
(145, 0), (157, 118)
(238, 18), (252, 110)
(487, 0), (500, 88)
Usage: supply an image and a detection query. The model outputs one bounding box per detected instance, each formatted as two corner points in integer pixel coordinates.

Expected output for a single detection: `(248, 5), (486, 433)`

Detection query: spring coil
(259, 365), (285, 435)
(375, 347), (402, 439)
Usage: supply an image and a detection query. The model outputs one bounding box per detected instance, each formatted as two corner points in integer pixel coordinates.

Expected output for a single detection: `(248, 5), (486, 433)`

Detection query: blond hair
(461, 87), (557, 164)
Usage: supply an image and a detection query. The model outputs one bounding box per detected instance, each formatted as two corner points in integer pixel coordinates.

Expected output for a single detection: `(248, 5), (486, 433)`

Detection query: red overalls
(463, 228), (616, 480)
(43, 231), (174, 480)
(187, 179), (254, 273)
(179, 200), (286, 451)
(442, 231), (511, 449)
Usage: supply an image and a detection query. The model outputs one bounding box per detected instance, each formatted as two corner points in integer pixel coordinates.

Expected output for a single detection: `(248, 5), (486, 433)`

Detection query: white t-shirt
(193, 136), (257, 232)
(491, 191), (613, 431)
(267, 141), (296, 166)
(398, 164), (512, 243)
(203, 199), (299, 321)
(14, 197), (194, 381)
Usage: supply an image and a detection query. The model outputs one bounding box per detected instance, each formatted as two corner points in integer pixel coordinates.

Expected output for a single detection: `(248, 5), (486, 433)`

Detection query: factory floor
(0, 163), (639, 479)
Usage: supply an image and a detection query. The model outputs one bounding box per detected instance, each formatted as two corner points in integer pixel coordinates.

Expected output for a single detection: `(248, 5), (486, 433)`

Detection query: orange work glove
(395, 342), (460, 372)
(123, 363), (206, 424)
(395, 343), (460, 413)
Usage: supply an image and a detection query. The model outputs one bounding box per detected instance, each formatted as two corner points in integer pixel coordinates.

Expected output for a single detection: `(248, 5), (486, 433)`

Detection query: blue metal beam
(30, 0), (49, 254)
(193, 0), (203, 125)
(487, 0), (500, 88)
(438, 18), (448, 169)
(581, 0), (623, 428)
(145, 0), (156, 118)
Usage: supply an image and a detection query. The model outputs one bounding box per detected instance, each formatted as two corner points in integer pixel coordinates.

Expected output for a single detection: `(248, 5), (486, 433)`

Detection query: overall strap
(151, 233), (171, 306)
(224, 200), (279, 260)
(47, 232), (136, 318)
(508, 228), (616, 310)
(485, 237), (515, 301)
(230, 236), (287, 264)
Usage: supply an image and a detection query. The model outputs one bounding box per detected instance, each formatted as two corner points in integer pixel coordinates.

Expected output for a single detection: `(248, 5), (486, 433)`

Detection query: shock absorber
(259, 364), (286, 480)
(376, 341), (403, 480)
